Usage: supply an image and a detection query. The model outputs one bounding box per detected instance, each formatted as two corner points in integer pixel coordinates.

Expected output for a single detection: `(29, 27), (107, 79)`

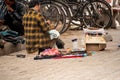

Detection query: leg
(111, 9), (119, 29)
(50, 39), (58, 48)
(38, 48), (45, 55)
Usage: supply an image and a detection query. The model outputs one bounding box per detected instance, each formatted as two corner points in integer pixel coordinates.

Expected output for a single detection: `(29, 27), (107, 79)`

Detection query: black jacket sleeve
(11, 2), (26, 20)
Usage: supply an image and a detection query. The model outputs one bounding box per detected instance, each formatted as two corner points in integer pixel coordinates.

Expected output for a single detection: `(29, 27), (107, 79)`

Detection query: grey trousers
(110, 0), (120, 28)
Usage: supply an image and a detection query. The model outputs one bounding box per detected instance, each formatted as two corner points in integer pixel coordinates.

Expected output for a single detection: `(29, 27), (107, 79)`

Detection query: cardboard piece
(85, 35), (106, 51)
(84, 28), (106, 51)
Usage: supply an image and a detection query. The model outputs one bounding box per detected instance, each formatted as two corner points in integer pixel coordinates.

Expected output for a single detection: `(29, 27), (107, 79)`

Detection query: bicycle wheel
(41, 0), (71, 34)
(68, 2), (82, 26)
(40, 2), (66, 34)
(54, 0), (72, 34)
(82, 0), (112, 29)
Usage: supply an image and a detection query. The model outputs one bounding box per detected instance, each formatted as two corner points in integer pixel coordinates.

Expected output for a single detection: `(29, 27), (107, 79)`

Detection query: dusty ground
(0, 28), (120, 80)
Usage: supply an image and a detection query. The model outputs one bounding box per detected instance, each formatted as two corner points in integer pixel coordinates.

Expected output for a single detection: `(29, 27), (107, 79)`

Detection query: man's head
(28, 0), (40, 11)
(28, 0), (40, 8)
(4, 0), (15, 6)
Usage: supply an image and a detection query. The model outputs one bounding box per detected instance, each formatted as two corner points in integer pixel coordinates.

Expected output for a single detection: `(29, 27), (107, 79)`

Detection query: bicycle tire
(54, 0), (72, 34)
(67, 2), (82, 26)
(40, 1), (66, 34)
(81, 0), (112, 29)
(40, 0), (72, 34)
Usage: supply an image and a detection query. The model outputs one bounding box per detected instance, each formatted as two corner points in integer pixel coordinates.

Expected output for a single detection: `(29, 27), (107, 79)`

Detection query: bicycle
(61, 0), (112, 30)
(25, 0), (112, 34)
(81, 0), (112, 29)
(39, 0), (72, 34)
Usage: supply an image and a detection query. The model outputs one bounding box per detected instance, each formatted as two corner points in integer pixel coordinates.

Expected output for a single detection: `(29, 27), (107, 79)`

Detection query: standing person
(0, 0), (26, 36)
(22, 0), (54, 54)
(108, 0), (120, 29)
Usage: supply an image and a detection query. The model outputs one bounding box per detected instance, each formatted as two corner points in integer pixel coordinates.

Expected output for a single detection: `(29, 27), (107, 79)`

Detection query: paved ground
(0, 28), (120, 80)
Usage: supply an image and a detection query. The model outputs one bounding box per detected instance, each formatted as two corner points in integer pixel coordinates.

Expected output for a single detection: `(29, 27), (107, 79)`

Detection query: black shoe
(34, 55), (43, 60)
(118, 44), (120, 47)
(16, 54), (26, 58)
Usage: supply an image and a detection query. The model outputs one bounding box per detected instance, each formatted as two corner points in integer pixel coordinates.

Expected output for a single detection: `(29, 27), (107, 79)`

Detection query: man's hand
(46, 20), (55, 29)
(6, 5), (14, 12)
(46, 20), (51, 25)
(50, 25), (55, 29)
(0, 20), (4, 24)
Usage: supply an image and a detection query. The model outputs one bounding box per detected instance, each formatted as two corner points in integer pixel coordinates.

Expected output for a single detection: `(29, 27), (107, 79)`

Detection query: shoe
(34, 55), (43, 60)
(16, 54), (26, 58)
(118, 44), (120, 47)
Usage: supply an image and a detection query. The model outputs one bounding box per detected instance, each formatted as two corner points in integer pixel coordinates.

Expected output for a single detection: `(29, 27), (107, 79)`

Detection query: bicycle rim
(82, 0), (112, 29)
(41, 2), (66, 34)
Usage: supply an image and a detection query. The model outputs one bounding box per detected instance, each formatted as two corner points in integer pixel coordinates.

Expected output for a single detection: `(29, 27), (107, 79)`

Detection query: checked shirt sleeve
(37, 13), (50, 32)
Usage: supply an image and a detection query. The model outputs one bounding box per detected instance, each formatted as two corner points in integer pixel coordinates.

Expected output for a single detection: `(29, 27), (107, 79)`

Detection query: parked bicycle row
(38, 0), (112, 34)
(1, 0), (113, 34)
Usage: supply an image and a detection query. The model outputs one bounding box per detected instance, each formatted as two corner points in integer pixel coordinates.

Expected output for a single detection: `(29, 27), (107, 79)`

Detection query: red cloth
(41, 48), (60, 56)
(54, 55), (83, 59)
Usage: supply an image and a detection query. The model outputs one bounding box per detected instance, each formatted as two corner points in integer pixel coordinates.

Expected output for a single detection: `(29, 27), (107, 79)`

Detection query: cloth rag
(48, 29), (60, 39)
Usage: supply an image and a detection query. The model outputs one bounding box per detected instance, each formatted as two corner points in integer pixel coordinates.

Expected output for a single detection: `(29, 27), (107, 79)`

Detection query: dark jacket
(0, 1), (26, 35)
(0, 0), (7, 20)
(0, 0), (26, 20)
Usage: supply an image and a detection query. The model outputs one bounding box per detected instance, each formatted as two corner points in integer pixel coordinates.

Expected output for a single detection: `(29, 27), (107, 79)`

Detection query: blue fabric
(0, 30), (18, 37)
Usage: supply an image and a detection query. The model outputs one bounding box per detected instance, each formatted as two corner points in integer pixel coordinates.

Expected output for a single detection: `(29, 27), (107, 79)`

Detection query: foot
(34, 55), (43, 60)
(118, 44), (120, 47)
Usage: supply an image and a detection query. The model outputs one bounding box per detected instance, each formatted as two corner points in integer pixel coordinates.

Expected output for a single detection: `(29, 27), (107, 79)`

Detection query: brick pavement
(0, 29), (120, 80)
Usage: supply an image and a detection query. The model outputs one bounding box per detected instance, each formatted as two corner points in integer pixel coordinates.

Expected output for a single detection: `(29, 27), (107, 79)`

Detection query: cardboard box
(85, 35), (106, 51)
(83, 28), (107, 51)
(86, 43), (106, 51)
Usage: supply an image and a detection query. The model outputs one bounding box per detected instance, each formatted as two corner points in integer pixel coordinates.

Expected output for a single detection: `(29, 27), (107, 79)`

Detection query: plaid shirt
(22, 9), (52, 53)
